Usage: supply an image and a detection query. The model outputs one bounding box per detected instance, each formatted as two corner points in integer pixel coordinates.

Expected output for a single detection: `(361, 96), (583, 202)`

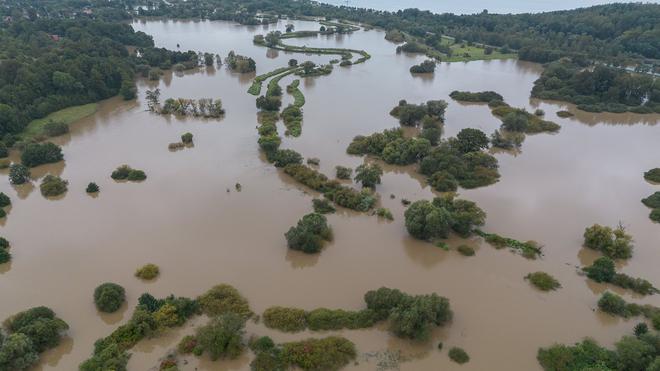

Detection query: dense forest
(0, 13), (202, 138)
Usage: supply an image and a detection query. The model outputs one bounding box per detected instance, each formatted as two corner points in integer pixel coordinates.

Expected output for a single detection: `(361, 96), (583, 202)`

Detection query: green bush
(583, 224), (633, 260)
(285, 213), (333, 253)
(9, 164), (31, 185)
(0, 192), (10, 207)
(429, 171), (458, 192)
(177, 335), (197, 354)
(43, 120), (69, 137)
(4, 306), (69, 353)
(335, 166), (352, 180)
(642, 192), (660, 208)
(355, 163), (382, 188)
(94, 283), (126, 313)
(0, 333), (39, 370)
(312, 198), (335, 214)
(448, 347), (470, 364)
(258, 134), (281, 153)
(376, 208), (394, 220)
(135, 264), (159, 280)
(256, 95), (282, 111)
(271, 149), (302, 168)
(281, 336), (356, 371)
(111, 165), (147, 182)
(644, 168), (660, 183)
(457, 245), (475, 256)
(86, 182), (99, 193)
(650, 209), (660, 222)
(584, 257), (616, 282)
(21, 142), (63, 167)
(39, 175), (68, 197)
(389, 294), (452, 340)
(181, 132), (193, 144)
(525, 272), (561, 291)
(419, 140), (500, 189)
(404, 195), (486, 240)
(449, 91), (503, 103)
(263, 307), (307, 332)
(556, 110), (574, 118)
(455, 128), (489, 153)
(196, 313), (245, 360)
(0, 248), (10, 264)
(598, 292), (631, 317)
(197, 284), (252, 318)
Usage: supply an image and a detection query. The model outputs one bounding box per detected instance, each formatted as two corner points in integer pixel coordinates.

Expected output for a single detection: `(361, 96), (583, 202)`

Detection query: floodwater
(320, 0), (656, 15)
(1, 18), (659, 371)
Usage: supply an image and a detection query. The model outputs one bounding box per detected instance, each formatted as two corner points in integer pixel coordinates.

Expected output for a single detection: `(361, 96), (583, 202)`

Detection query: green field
(23, 103), (98, 140)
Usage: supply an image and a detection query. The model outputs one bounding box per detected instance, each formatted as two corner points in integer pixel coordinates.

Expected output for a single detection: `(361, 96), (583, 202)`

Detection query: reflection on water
(0, 18), (658, 371)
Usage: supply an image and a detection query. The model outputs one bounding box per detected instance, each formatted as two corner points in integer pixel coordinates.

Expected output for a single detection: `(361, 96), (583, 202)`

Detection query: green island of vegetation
(262, 287), (452, 341)
(597, 292), (660, 329)
(404, 194), (486, 241)
(0, 306), (69, 370)
(22, 103), (96, 141)
(642, 192), (660, 223)
(111, 165), (147, 182)
(583, 257), (658, 296)
(135, 263), (160, 280)
(0, 237), (10, 264)
(39, 175), (68, 197)
(525, 272), (561, 291)
(450, 91), (560, 150)
(537, 326), (660, 371)
(284, 213), (333, 254)
(475, 230), (543, 259)
(583, 224), (634, 260)
(94, 283), (126, 313)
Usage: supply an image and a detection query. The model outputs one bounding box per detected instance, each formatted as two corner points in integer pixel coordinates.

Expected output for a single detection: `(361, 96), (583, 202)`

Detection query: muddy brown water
(1, 19), (659, 370)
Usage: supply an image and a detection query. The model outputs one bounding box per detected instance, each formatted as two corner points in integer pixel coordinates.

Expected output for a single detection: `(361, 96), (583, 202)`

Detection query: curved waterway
(1, 18), (659, 370)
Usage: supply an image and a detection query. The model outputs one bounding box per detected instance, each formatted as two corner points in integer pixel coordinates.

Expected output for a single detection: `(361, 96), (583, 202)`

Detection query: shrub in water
(312, 198), (335, 214)
(448, 347), (470, 364)
(0, 192), (10, 207)
(197, 284), (253, 318)
(86, 182), (99, 193)
(583, 224), (633, 260)
(135, 264), (159, 280)
(94, 283), (126, 313)
(21, 142), (63, 167)
(457, 245), (475, 256)
(525, 272), (561, 291)
(335, 166), (352, 180)
(181, 133), (193, 144)
(644, 168), (660, 183)
(263, 307), (307, 332)
(196, 313), (246, 360)
(39, 175), (68, 197)
(285, 213), (332, 254)
(9, 164), (30, 184)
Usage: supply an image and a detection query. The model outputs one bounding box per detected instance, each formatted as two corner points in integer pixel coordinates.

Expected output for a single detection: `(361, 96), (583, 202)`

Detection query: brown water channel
(0, 18), (659, 370)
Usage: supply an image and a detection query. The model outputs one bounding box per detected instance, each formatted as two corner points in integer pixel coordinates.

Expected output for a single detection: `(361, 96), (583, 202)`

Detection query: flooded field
(1, 19), (659, 370)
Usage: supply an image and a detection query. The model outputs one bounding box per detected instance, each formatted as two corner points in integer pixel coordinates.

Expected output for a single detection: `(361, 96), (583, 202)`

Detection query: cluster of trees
(94, 283), (126, 313)
(583, 224), (634, 260)
(263, 306), (377, 333)
(284, 213), (332, 253)
(348, 128), (432, 166)
(525, 272), (561, 291)
(0, 14), (205, 140)
(476, 230), (543, 259)
(531, 61), (660, 113)
(584, 257), (658, 296)
(261, 286), (452, 341)
(280, 105), (302, 137)
(39, 175), (68, 197)
(159, 98), (225, 118)
(538, 326), (660, 371)
(20, 142), (63, 167)
(449, 91), (503, 103)
(80, 293), (199, 370)
(642, 191), (660, 223)
(404, 194), (486, 241)
(597, 292), (660, 328)
(0, 306), (68, 370)
(491, 104), (561, 134)
(111, 165), (147, 182)
(224, 51), (256, 73)
(410, 60), (436, 74)
(282, 164), (376, 212)
(390, 99), (447, 126)
(354, 163), (382, 188)
(0, 237), (9, 264)
(249, 335), (357, 371)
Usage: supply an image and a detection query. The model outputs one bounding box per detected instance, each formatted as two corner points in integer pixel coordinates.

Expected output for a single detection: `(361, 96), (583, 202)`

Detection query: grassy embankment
(22, 103), (98, 140)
